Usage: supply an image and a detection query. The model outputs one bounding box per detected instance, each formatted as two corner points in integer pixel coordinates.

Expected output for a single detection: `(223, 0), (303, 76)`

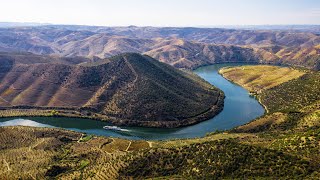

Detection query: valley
(0, 24), (319, 180)
(0, 65), (319, 179)
(1, 0), (319, 179)
(0, 63), (264, 140)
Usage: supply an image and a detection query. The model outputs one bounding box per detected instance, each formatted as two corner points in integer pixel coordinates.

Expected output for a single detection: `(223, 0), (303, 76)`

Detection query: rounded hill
(0, 53), (224, 127)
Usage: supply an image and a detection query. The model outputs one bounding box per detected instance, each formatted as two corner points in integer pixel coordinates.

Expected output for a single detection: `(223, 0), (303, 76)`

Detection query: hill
(0, 65), (319, 179)
(220, 66), (320, 132)
(219, 65), (305, 93)
(0, 26), (319, 70)
(121, 66), (320, 179)
(0, 52), (94, 65)
(0, 53), (223, 127)
(145, 39), (264, 69)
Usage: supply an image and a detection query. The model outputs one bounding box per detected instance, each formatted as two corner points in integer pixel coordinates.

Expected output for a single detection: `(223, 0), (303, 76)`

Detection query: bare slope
(0, 53), (223, 127)
(0, 27), (319, 70)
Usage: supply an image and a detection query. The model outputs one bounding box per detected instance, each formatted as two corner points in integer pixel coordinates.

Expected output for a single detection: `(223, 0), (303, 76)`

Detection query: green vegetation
(50, 110), (59, 116)
(222, 66), (320, 132)
(219, 65), (305, 93)
(0, 109), (54, 117)
(119, 140), (314, 179)
(260, 72), (320, 113)
(78, 134), (93, 142)
(78, 160), (90, 170)
(2, 125), (319, 179)
(221, 65), (320, 178)
(0, 65), (319, 179)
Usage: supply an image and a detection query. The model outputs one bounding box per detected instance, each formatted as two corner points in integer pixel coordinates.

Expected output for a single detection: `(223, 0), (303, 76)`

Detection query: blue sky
(0, 0), (319, 26)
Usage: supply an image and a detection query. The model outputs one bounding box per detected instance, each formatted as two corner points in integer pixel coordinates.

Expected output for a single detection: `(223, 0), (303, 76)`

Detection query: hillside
(0, 52), (94, 65)
(0, 65), (319, 179)
(94, 26), (320, 47)
(121, 66), (320, 179)
(220, 66), (320, 132)
(219, 65), (305, 93)
(145, 39), (264, 69)
(1, 126), (317, 179)
(0, 26), (319, 70)
(259, 72), (320, 114)
(0, 53), (223, 127)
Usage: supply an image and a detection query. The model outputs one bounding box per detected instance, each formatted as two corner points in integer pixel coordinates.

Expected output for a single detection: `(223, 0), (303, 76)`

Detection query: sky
(0, 0), (319, 27)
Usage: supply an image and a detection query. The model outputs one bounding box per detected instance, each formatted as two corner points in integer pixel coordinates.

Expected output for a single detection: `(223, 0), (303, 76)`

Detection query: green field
(219, 65), (305, 93)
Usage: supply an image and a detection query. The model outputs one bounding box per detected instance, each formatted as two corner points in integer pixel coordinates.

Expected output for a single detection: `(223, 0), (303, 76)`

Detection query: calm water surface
(0, 64), (265, 140)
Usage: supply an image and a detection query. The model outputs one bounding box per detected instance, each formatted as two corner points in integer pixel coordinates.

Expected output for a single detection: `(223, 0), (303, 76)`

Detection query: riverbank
(1, 64), (319, 179)
(1, 120), (319, 179)
(218, 65), (308, 114)
(0, 64), (265, 140)
(218, 65), (305, 93)
(217, 69), (269, 114)
(0, 91), (224, 128)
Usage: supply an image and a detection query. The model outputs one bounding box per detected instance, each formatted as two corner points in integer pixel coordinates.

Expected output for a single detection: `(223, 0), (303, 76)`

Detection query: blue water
(0, 64), (265, 140)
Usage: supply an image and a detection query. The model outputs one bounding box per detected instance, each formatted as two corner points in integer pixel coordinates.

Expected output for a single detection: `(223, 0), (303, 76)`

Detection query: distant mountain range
(0, 26), (319, 70)
(0, 24), (318, 126)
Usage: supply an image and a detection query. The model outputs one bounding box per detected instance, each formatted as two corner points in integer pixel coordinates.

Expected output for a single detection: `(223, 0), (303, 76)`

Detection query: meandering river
(0, 63), (265, 140)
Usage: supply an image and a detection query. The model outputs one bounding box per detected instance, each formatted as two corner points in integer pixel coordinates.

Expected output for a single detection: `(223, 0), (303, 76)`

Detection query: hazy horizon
(0, 0), (319, 27)
(1, 22), (320, 28)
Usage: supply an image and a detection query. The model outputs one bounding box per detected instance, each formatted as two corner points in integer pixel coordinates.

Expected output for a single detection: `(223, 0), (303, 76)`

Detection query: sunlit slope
(0, 27), (319, 70)
(0, 126), (318, 179)
(219, 65), (305, 93)
(221, 66), (320, 132)
(0, 53), (223, 127)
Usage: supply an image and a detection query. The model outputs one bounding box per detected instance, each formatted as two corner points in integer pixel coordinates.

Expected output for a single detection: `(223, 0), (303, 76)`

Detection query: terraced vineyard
(1, 126), (319, 179)
(0, 126), (152, 179)
(0, 127), (82, 179)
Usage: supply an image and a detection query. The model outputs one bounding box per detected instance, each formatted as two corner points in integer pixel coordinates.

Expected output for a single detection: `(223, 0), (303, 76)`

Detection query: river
(0, 63), (265, 140)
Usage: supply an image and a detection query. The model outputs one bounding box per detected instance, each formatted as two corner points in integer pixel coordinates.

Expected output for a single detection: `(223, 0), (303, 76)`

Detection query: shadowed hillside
(0, 53), (223, 127)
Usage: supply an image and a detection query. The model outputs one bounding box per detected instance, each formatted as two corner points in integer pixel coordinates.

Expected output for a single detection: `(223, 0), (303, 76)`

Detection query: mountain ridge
(0, 26), (319, 70)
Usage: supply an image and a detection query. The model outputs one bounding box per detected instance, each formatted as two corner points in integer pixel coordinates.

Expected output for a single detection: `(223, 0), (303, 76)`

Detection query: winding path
(123, 57), (139, 87)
